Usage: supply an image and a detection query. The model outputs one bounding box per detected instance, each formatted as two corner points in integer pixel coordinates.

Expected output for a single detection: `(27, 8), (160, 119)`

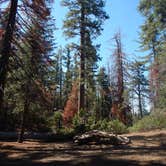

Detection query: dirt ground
(0, 130), (166, 166)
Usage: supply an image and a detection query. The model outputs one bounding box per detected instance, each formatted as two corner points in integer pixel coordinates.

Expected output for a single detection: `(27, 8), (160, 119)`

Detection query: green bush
(72, 113), (86, 134)
(129, 110), (166, 132)
(93, 119), (109, 131)
(108, 120), (128, 134)
(48, 111), (63, 132)
(86, 115), (96, 130)
(58, 127), (75, 136)
(86, 119), (128, 134)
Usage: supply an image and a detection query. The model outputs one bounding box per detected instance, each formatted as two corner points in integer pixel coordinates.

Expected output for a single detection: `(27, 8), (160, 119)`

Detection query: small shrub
(87, 119), (128, 134)
(108, 120), (128, 134)
(86, 116), (96, 130)
(48, 111), (62, 132)
(72, 113), (86, 134)
(58, 127), (75, 136)
(129, 110), (166, 132)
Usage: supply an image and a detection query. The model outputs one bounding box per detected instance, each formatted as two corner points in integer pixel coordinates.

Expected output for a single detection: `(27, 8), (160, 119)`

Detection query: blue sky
(52, 0), (144, 66)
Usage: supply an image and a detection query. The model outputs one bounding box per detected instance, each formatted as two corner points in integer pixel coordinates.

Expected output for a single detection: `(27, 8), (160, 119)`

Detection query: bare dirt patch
(0, 130), (166, 166)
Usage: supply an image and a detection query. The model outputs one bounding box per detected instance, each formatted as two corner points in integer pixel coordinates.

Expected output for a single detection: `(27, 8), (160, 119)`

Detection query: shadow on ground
(0, 130), (166, 166)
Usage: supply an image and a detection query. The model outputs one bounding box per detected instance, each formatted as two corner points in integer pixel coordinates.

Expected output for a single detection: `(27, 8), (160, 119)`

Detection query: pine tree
(84, 31), (100, 111)
(0, 0), (18, 111)
(63, 45), (74, 105)
(62, 0), (109, 112)
(138, 0), (166, 109)
(53, 47), (64, 110)
(97, 67), (112, 119)
(129, 60), (149, 118)
(17, 2), (55, 142)
(18, 20), (55, 142)
(0, 1), (55, 131)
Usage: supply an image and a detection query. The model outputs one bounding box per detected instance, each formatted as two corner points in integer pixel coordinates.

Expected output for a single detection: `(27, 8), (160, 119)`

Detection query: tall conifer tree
(62, 0), (108, 111)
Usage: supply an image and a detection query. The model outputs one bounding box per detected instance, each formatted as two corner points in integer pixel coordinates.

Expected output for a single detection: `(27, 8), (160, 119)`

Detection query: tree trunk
(18, 97), (29, 143)
(59, 55), (63, 109)
(138, 84), (143, 118)
(18, 82), (29, 143)
(152, 42), (159, 109)
(78, 3), (85, 112)
(0, 0), (18, 110)
(115, 33), (124, 103)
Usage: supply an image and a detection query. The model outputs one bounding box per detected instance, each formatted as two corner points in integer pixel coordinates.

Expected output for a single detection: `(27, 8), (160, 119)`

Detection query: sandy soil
(0, 130), (166, 166)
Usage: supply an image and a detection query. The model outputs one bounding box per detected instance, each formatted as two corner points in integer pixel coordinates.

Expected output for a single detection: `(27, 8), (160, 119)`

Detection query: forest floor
(0, 130), (166, 166)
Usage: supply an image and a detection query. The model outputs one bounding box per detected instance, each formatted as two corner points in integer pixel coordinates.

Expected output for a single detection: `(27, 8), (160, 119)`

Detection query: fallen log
(73, 130), (130, 145)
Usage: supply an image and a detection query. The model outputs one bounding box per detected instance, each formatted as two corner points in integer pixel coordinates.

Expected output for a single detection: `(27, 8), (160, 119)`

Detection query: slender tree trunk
(152, 43), (159, 109)
(138, 84), (143, 118)
(17, 99), (29, 143)
(0, 0), (18, 110)
(18, 82), (29, 143)
(78, 3), (85, 112)
(59, 55), (63, 108)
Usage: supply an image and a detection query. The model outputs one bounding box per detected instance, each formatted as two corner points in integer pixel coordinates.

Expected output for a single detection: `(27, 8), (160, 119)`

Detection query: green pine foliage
(129, 60), (149, 118)
(138, 0), (166, 110)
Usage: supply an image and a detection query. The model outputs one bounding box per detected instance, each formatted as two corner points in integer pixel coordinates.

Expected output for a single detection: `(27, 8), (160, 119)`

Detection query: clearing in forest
(0, 130), (166, 166)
